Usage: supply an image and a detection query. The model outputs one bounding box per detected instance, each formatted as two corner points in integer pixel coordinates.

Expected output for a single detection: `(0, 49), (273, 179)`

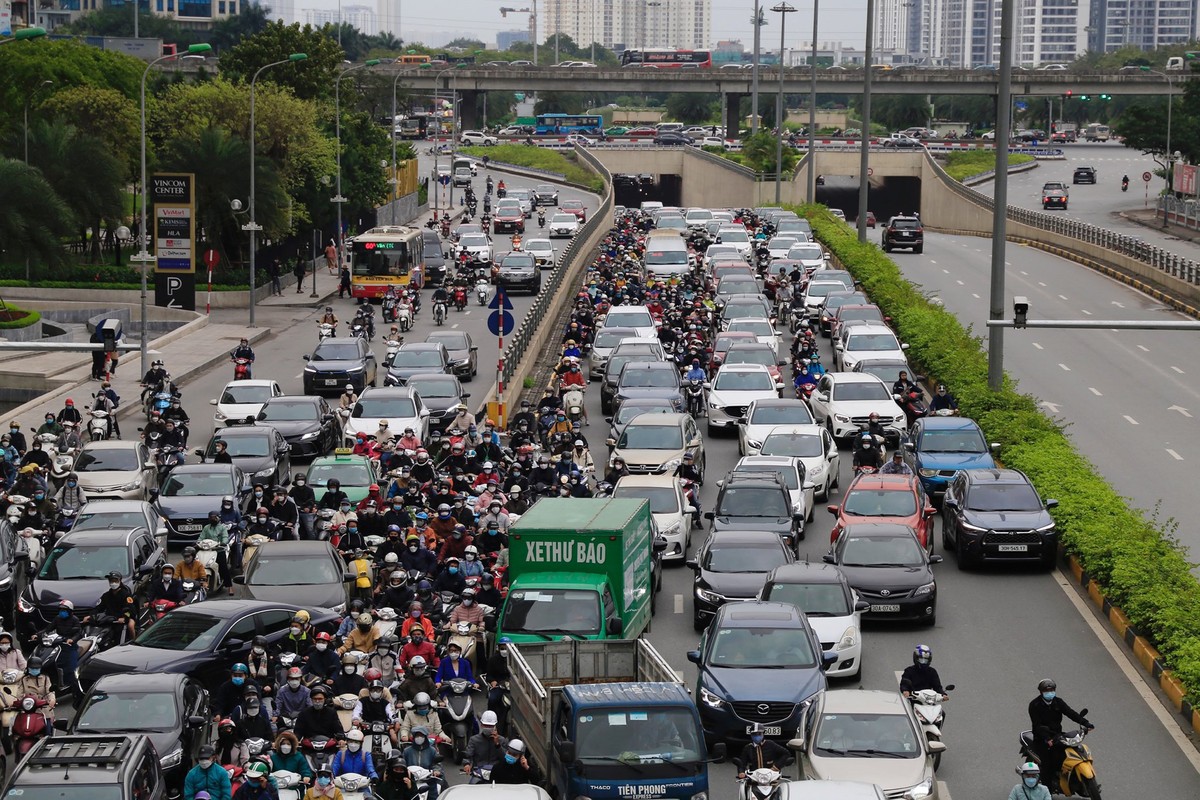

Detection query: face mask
(347, 527), (358, 534)
(1042, 692), (1056, 702)
(290, 626), (301, 636)
(312, 700), (325, 709)
(453, 532), (463, 539)
(232, 676), (244, 686)
(370, 690), (383, 700)
(287, 679), (301, 689)
(315, 642), (328, 652)
(344, 665), (356, 674)
(500, 650), (509, 659)
(67, 481), (77, 488)
(450, 652), (460, 661)
(408, 545), (418, 553)
(341, 505), (351, 512)
(296, 478), (305, 485)
(257, 516), (267, 524)
(34, 494), (45, 501)
(462, 597), (472, 606)
(466, 553), (477, 560)
(163, 575), (173, 583)
(379, 647), (390, 656)
(318, 777), (331, 787)
(0, 645), (9, 653)
(28, 669), (40, 677)
(416, 707), (429, 716)
(414, 735), (426, 746)
(59, 610), (71, 619)
(751, 735), (764, 745)
(247, 706), (260, 717)
(254, 491), (264, 498)
(199, 759), (213, 769)
(1024, 777), (1039, 789)
(280, 744), (293, 754)
(504, 754), (518, 764)
(448, 567), (459, 575)
(348, 742), (361, 752)
(253, 646), (265, 655)
(410, 610), (421, 619)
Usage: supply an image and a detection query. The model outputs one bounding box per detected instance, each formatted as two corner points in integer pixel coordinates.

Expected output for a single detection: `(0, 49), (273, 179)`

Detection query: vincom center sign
(151, 173), (195, 272)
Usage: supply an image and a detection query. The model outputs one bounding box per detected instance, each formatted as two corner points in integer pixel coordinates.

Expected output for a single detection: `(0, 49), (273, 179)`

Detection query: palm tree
(0, 158), (74, 272)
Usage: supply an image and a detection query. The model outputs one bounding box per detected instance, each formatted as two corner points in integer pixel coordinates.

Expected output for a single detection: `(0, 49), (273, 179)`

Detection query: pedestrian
(294, 257), (307, 294)
(269, 259), (282, 296)
(325, 240), (338, 273)
(339, 264), (351, 299)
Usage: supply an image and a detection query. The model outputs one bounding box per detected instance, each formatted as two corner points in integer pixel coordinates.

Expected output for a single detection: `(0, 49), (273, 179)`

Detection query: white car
(735, 454), (816, 523)
(767, 236), (800, 260)
(210, 379), (284, 426)
(460, 130), (498, 146)
(737, 398), (816, 456)
(724, 317), (779, 349)
(759, 424), (841, 500)
(524, 238), (556, 268)
(803, 280), (849, 319)
(705, 363), (780, 436)
(715, 225), (752, 257)
(342, 387), (430, 446)
(758, 562), (864, 679)
(704, 243), (745, 265)
(785, 242), (828, 272)
(613, 473), (692, 562)
(830, 208), (847, 221)
(565, 133), (595, 146)
(684, 208), (714, 229)
(456, 233), (493, 263)
(600, 305), (658, 339)
(808, 372), (906, 443)
(548, 213), (579, 238)
(835, 323), (909, 373)
(588, 326), (639, 379)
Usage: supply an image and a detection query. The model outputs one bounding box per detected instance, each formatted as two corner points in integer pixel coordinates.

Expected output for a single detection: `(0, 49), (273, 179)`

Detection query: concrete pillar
(724, 92), (744, 138)
(459, 90), (481, 130)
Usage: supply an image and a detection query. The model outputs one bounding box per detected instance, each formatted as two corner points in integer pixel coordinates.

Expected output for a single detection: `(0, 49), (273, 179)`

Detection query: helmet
(198, 744), (216, 759)
(748, 722), (766, 739)
(105, 570), (122, 582)
(364, 667), (382, 683)
(1018, 762), (1040, 776)
(913, 645), (932, 666)
(182, 546), (196, 558)
(409, 655), (427, 669)
(219, 717), (235, 729)
(58, 599), (74, 611)
(293, 610), (310, 624)
(480, 710), (498, 727)
(357, 613), (373, 626)
(246, 762), (269, 778)
(413, 692), (432, 709)
(388, 753), (406, 771)
(287, 666), (303, 679)
(315, 631), (333, 643)
(27, 657), (43, 670)
(231, 663), (248, 675)
(508, 739), (527, 755)
(343, 652), (359, 666)
(346, 729), (364, 743)
(1037, 678), (1057, 693)
(346, 384), (355, 392)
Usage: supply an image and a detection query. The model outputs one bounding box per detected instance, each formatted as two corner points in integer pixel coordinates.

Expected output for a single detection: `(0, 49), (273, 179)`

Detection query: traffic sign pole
(203, 249), (219, 315)
(497, 287), (507, 428)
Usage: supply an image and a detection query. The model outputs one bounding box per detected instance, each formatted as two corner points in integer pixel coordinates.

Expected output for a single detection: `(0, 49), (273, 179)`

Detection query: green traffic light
(1079, 95), (1090, 101)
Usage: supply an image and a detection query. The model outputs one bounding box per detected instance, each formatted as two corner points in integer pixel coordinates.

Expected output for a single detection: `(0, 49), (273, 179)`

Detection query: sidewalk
(1121, 207), (1200, 249)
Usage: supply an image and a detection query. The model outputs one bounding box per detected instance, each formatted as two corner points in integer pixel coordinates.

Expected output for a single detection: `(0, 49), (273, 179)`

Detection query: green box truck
(507, 640), (723, 800)
(498, 498), (657, 644)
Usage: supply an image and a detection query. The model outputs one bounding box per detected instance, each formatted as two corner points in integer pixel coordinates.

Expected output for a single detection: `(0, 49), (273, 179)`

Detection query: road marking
(1058, 294), (1068, 300)
(1081, 309), (1092, 315)
(1138, 345), (1150, 352)
(674, 594), (683, 614)
(1040, 401), (1062, 413)
(942, 268), (949, 274)
(451, 323), (460, 329)
(1169, 405), (1192, 418)
(955, 279), (964, 286)
(1032, 342), (1044, 350)
(971, 293), (980, 299)
(1020, 270), (1028, 275)
(1171, 366), (1185, 374)
(1089, 387), (1103, 396)
(1167, 448), (1185, 461)
(1053, 570), (1200, 776)
(293, 374), (302, 379)
(1038, 281), (1047, 287)
(463, 311), (471, 316)
(1058, 363), (1071, 371)
(1112, 301), (1125, 308)
(1124, 415), (1139, 425)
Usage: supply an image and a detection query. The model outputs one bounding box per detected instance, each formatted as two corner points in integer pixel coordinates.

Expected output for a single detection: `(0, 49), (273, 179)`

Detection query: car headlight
(746, 439), (762, 450)
(913, 582), (935, 597)
(893, 415), (906, 425)
(837, 626), (859, 649)
(959, 522), (987, 533)
(661, 521), (683, 538)
(331, 601), (346, 615)
(160, 746), (183, 769)
(919, 468), (938, 478)
(834, 414), (850, 423)
(301, 431), (321, 440)
(304, 365), (317, 373)
(695, 587), (723, 604)
(1035, 523), (1056, 532)
(662, 458), (682, 471)
(346, 366), (364, 374)
(690, 793), (708, 800)
(904, 778), (934, 800)
(698, 686), (726, 709)
(255, 467), (276, 478)
(214, 411), (227, 420)
(708, 402), (722, 410)
(118, 480), (142, 491)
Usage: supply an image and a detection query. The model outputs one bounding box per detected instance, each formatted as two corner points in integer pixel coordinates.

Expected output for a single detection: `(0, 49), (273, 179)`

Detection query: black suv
(881, 215), (923, 254)
(302, 337), (378, 395)
(943, 468), (1059, 570)
(421, 229), (448, 285)
(8, 734), (166, 799)
(706, 473), (804, 553)
(1072, 165), (1097, 184)
(496, 251), (541, 294)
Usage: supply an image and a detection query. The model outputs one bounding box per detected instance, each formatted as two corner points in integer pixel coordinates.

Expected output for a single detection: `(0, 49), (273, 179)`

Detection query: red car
(827, 472), (936, 552)
(709, 331), (756, 374)
(627, 127), (657, 137)
(560, 200), (587, 222)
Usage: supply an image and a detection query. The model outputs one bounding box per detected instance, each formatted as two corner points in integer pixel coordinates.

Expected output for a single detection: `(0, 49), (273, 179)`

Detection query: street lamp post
(137, 43), (212, 367)
(772, 2), (796, 204)
(856, 0), (874, 242)
(1141, 69), (1176, 227)
(751, 4), (763, 135)
(334, 59), (382, 276)
(247, 53), (308, 328)
(807, 0), (819, 204)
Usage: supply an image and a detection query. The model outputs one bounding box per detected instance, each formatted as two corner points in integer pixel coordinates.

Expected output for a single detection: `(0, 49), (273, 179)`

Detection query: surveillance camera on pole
(1013, 296), (1029, 329)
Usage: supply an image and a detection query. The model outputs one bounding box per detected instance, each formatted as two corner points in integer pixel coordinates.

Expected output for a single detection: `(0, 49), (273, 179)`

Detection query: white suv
(808, 372), (906, 443)
(460, 130), (498, 146)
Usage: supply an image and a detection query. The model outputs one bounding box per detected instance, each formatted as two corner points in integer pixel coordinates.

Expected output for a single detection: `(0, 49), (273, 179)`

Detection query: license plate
(176, 524), (202, 532)
(324, 379), (341, 386)
(746, 726), (782, 736)
(998, 544), (1028, 552)
(870, 604), (901, 613)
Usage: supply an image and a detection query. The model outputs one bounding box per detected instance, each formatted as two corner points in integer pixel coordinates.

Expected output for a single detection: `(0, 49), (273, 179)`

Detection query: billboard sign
(151, 173), (195, 272)
(1174, 162), (1197, 196)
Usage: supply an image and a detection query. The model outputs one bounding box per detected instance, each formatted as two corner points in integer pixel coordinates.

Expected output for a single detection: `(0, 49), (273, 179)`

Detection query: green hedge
(458, 145), (605, 194)
(942, 151), (1034, 182)
(0, 303), (41, 329)
(791, 203), (1200, 698)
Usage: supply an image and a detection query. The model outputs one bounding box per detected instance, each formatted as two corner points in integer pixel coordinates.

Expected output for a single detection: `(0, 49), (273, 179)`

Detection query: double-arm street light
(137, 42), (212, 366)
(245, 53), (308, 328)
(772, 2), (796, 203)
(333, 60), (382, 275)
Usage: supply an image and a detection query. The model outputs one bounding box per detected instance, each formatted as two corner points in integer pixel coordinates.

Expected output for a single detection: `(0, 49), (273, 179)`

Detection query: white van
(641, 200), (664, 212)
(1167, 56), (1184, 71)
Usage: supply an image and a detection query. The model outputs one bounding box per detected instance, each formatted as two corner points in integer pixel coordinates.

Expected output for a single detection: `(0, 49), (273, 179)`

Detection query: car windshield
(724, 300), (770, 319)
(728, 321), (774, 338)
(644, 248), (688, 266)
(211, 434), (271, 458)
(619, 425), (683, 450)
(133, 610), (224, 651)
(714, 371), (774, 392)
(605, 310), (654, 328)
(76, 690), (178, 732)
(220, 385), (274, 404)
(460, 234), (489, 247)
(73, 511), (146, 532)
(75, 448), (141, 472)
(261, 401), (318, 422)
(765, 582), (851, 616)
(613, 486), (680, 514)
(536, 185), (555, 195)
(594, 329), (635, 349)
(842, 489), (917, 517)
(736, 465), (798, 490)
(718, 279), (758, 294)
(967, 484), (1042, 511)
(551, 215), (576, 225)
(159, 472), (235, 497)
(847, 333), (900, 352)
(788, 245), (824, 260)
(920, 430), (987, 453)
(891, 219), (921, 230)
(307, 462), (371, 487)
(607, 355), (655, 380)
(251, 552), (342, 585)
(38, 544), (129, 580)
(503, 589), (599, 634)
(410, 379), (458, 399)
(806, 283), (841, 299)
(527, 241), (553, 253)
(716, 487), (789, 517)
(614, 403), (672, 426)
(9, 789), (123, 800)
(622, 369), (677, 389)
(750, 405), (814, 426)
(769, 237), (799, 251)
(761, 432), (824, 458)
(705, 543), (787, 572)
(573, 707), (704, 762)
(814, 711), (921, 758)
(353, 396), (418, 418)
(503, 254), (536, 268)
(724, 348), (775, 369)
(497, 202), (522, 214)
(311, 343), (361, 361)
(708, 625), (817, 668)
(831, 382), (892, 402)
(707, 246), (740, 259)
(840, 309), (885, 326)
(840, 535), (925, 567)
(718, 229), (749, 243)
(392, 352), (442, 369)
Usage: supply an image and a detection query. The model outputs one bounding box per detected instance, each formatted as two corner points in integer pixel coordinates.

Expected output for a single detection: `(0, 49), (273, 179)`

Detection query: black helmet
(105, 570), (122, 582)
(1037, 678), (1057, 693)
(27, 656), (42, 670)
(912, 645), (932, 666)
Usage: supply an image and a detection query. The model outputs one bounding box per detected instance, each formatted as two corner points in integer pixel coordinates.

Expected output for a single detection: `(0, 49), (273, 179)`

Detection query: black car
(8, 735), (167, 799)
(62, 672), (215, 786)
(407, 373), (470, 431)
(654, 132), (694, 146)
(425, 330), (478, 381)
(18, 527), (164, 643)
(823, 522), (941, 625)
(302, 337), (378, 396)
(153, 463), (246, 547)
(79, 599), (340, 691)
(533, 184), (560, 206)
(255, 395), (341, 457)
(687, 529), (794, 631)
(707, 473), (803, 552)
(236, 540), (352, 612)
(0, 518), (35, 632)
(421, 229), (448, 286)
(1072, 165), (1097, 184)
(496, 251), (541, 294)
(1042, 189), (1068, 210)
(881, 215), (924, 254)
(943, 468), (1059, 570)
(600, 351), (660, 414)
(384, 342), (452, 386)
(196, 425), (291, 490)
(614, 361), (685, 411)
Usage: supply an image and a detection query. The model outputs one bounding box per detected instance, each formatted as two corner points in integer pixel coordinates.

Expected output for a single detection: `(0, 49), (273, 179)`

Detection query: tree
(1113, 87), (1200, 166)
(333, 110), (390, 222)
(665, 93), (717, 125)
(445, 38), (486, 52)
(740, 131), (797, 176)
(534, 92), (587, 115)
(220, 21), (346, 102)
(56, 4), (182, 41)
(40, 86), (140, 179)
(541, 34), (580, 62)
(209, 2), (273, 51)
(0, 158), (75, 270)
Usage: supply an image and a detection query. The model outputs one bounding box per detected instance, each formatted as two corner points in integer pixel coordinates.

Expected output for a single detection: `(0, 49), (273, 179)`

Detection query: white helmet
(480, 710), (498, 727)
(346, 729), (364, 743)
(345, 384), (355, 392)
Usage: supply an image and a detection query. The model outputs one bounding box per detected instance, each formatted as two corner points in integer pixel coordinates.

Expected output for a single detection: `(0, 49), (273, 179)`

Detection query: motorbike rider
(353, 678), (395, 728)
(400, 728), (442, 798)
(929, 384), (960, 415)
(279, 611), (314, 656)
(736, 722), (792, 779)
(271, 731), (313, 785)
(320, 306), (339, 330)
(0, 631), (26, 672)
(305, 766), (341, 800)
(376, 754), (416, 800)
(268, 486), (299, 533)
(148, 563), (185, 604)
(90, 570), (137, 642)
(162, 398), (191, 445)
(1121, 174), (1129, 190)
(339, 384), (360, 416)
(290, 475), (317, 538)
(19, 657), (55, 714)
(395, 656), (437, 704)
(1009, 762), (1051, 800)
(462, 709), (507, 775)
(54, 471), (87, 514)
(900, 645), (947, 700)
(56, 398), (82, 427)
(684, 359), (707, 383)
(881, 451), (913, 475)
(1028, 679), (1093, 787)
(339, 613), (380, 655)
(434, 641), (476, 691)
(331, 728), (378, 781)
(293, 684), (342, 740)
(398, 691), (446, 744)
(274, 667), (312, 725)
(304, 632), (341, 683)
(852, 433), (883, 471)
(233, 761), (275, 800)
(213, 663), (259, 719)
(672, 451), (703, 486)
(892, 370), (918, 398)
(184, 744), (232, 800)
(330, 652), (368, 698)
(57, 421), (84, 452)
(176, 546), (208, 587)
(140, 359), (169, 404)
(90, 388), (119, 439)
(35, 413), (63, 439)
(212, 441), (233, 464)
(490, 739), (541, 785)
(48, 599), (83, 700)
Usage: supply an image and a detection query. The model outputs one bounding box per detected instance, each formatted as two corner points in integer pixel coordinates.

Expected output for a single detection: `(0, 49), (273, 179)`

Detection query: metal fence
(926, 152), (1200, 287)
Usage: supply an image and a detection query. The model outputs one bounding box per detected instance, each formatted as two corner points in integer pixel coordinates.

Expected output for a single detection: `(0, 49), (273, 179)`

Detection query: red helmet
(369, 484), (380, 493)
(364, 667), (383, 683)
(315, 631), (333, 643)
(218, 717), (235, 729)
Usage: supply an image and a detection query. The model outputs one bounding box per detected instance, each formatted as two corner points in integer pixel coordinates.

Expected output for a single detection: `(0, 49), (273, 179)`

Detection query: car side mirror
(787, 737), (806, 752)
(194, 449), (205, 458)
(703, 511), (715, 520)
(927, 740), (947, 754)
(54, 719), (70, 732)
(929, 554), (944, 564)
(604, 417), (613, 425)
(470, 346), (479, 352)
(826, 505), (839, 515)
(903, 442), (914, 451)
(685, 559), (699, 570)
(188, 715), (207, 726)
(944, 498), (958, 508)
(901, 343), (910, 350)
(816, 393), (828, 402)
(302, 355), (310, 361)
(923, 507), (936, 518)
(606, 617), (623, 636)
(686, 649), (701, 664)
(1046, 499), (1059, 509)
(854, 599), (870, 612)
(557, 741), (576, 763)
(462, 393), (471, 399)
(821, 554), (836, 564)
(223, 638), (245, 651)
(209, 399), (218, 406)
(819, 651), (838, 670)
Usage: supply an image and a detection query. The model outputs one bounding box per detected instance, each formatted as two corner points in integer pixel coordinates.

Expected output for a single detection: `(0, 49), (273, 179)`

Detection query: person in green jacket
(184, 745), (232, 800)
(270, 731), (313, 785)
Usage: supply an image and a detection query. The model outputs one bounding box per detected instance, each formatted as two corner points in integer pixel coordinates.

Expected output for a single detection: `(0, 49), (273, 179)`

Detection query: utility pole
(751, 2), (763, 135)
(987, 0), (1015, 391)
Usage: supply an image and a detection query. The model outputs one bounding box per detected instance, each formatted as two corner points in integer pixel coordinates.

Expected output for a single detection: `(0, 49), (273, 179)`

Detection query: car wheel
(942, 517), (952, 549)
(693, 613), (707, 632)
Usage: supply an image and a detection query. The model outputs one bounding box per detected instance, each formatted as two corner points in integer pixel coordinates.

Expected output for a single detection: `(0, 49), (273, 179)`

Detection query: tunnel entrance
(815, 175), (922, 224)
(613, 173), (682, 209)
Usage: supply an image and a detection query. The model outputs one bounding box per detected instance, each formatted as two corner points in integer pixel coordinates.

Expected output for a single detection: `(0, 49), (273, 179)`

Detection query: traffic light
(1079, 94), (1090, 101)
(1099, 93), (1112, 100)
(1064, 90), (1073, 99)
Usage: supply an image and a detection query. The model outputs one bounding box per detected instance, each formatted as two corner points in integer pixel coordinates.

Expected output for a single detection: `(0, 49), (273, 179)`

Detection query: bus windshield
(352, 239), (412, 278)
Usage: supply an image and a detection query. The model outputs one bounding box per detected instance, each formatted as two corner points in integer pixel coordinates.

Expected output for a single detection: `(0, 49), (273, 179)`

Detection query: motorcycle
(447, 621), (484, 676)
(685, 379), (705, 417)
(468, 764), (493, 784)
(50, 443), (76, 490)
(242, 533), (271, 572)
(537, 210), (546, 229)
(231, 357), (252, 381)
(318, 322), (336, 341)
(88, 409), (112, 442)
(301, 735), (338, 772)
(408, 764), (446, 800)
(434, 300), (448, 326)
(1121, 179), (1129, 192)
(475, 279), (491, 306)
(440, 219), (452, 238)
(154, 444), (185, 484)
(142, 598), (180, 627)
(195, 537), (226, 592)
(333, 693), (359, 733)
(360, 719), (392, 772)
(384, 341), (402, 369)
(147, 389), (174, 420)
(437, 678), (479, 764)
(901, 388), (928, 427)
(738, 767), (790, 800)
(453, 287), (468, 312)
(351, 322), (368, 340)
(396, 304), (414, 333)
(1019, 721), (1100, 799)
(17, 527), (45, 570)
(382, 296), (398, 323)
(272, 770), (305, 800)
(562, 387), (585, 426)
(334, 773), (372, 800)
(76, 613), (122, 672)
(11, 695), (52, 757)
(911, 685), (953, 770)
(31, 632), (74, 697)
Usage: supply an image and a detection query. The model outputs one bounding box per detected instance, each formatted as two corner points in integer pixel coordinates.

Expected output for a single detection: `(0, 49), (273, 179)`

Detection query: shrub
(942, 151), (1034, 182)
(458, 146), (604, 193)
(0, 302), (41, 329)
